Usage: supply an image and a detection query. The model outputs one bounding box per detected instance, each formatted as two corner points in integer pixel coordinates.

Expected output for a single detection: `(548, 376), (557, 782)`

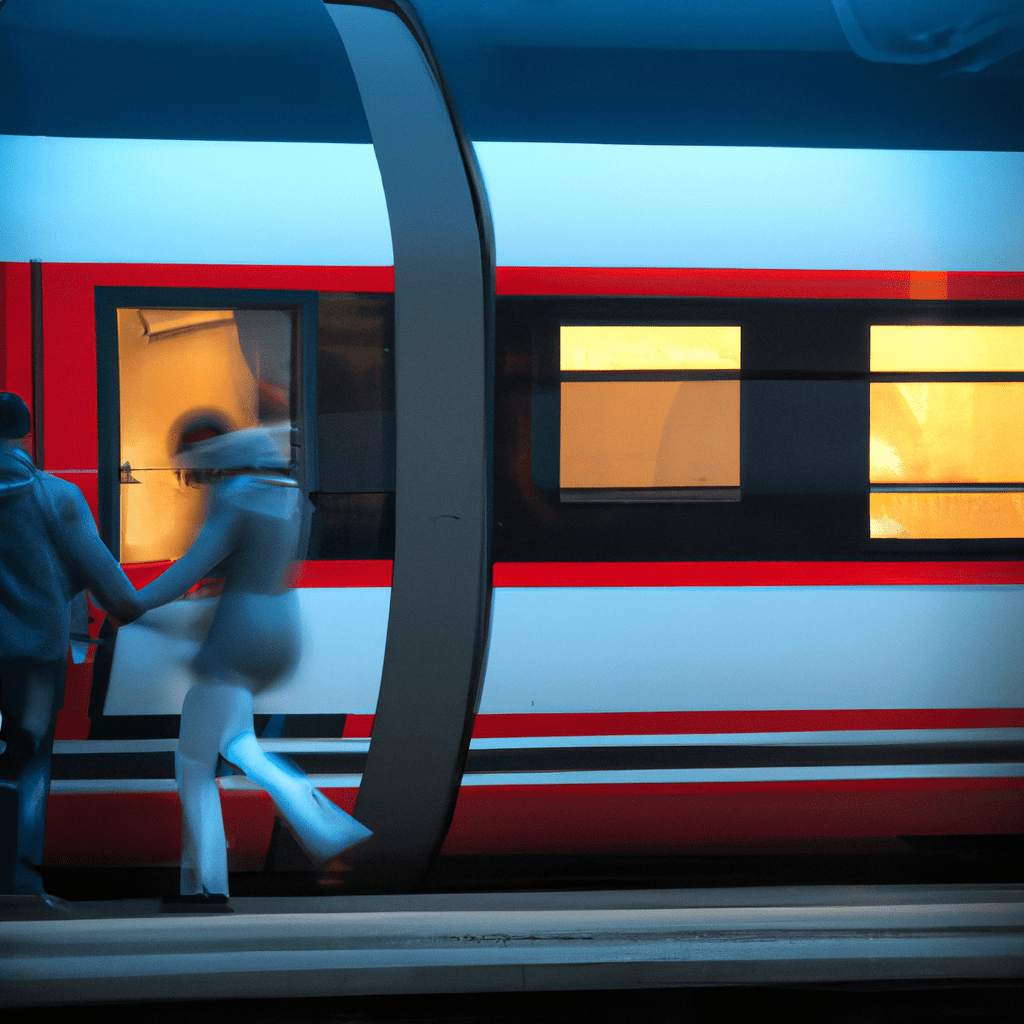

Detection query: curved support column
(324, 0), (494, 891)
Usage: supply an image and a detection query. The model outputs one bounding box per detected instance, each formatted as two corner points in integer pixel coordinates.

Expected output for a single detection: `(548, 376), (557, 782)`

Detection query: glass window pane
(118, 307), (295, 563)
(119, 469), (211, 565)
(561, 325), (741, 371)
(560, 381), (740, 489)
(316, 295), (395, 493)
(871, 324), (1024, 372)
(870, 491), (1024, 539)
(870, 382), (1024, 484)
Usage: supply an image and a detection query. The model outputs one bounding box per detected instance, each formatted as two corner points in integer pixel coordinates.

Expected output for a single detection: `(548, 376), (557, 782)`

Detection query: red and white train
(0, 0), (1021, 890)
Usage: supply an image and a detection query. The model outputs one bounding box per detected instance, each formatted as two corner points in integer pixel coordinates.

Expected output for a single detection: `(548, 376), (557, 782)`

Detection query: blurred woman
(137, 420), (370, 902)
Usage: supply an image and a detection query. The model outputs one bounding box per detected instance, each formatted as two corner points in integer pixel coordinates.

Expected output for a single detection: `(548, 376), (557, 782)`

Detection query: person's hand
(104, 598), (145, 628)
(109, 606), (143, 627)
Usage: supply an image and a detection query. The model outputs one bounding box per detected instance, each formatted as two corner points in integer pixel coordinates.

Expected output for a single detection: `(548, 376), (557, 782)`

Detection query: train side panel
(1, 131), (1022, 867)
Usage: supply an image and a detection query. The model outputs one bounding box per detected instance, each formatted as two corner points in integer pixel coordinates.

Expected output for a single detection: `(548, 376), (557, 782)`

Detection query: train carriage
(0, 0), (1022, 892)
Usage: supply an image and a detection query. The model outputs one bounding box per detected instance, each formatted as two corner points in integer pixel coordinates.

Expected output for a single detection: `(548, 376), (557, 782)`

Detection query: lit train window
(869, 324), (1024, 539)
(559, 325), (741, 502)
(117, 307), (296, 563)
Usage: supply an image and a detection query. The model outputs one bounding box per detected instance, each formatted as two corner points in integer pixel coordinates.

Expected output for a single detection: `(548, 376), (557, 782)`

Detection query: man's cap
(0, 392), (31, 440)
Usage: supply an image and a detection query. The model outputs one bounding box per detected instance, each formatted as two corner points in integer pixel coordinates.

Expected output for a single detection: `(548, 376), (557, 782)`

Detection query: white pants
(175, 678), (253, 897)
(175, 676), (371, 897)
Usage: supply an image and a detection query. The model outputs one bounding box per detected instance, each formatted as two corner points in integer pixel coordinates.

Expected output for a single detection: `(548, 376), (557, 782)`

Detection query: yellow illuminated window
(871, 325), (1024, 373)
(561, 325), (741, 371)
(869, 324), (1024, 540)
(118, 307), (294, 562)
(560, 325), (740, 501)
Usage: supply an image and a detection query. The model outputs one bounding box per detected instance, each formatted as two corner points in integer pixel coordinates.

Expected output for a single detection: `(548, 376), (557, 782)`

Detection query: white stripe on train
(2, 137), (1021, 272)
(480, 586), (1024, 714)
(49, 761), (1023, 794)
(53, 727), (1024, 755)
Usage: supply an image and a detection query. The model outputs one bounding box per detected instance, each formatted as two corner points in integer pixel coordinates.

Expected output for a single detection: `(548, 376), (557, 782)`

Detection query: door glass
(117, 307), (295, 563)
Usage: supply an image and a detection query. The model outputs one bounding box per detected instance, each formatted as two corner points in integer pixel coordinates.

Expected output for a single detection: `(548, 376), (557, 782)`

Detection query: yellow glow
(560, 381), (740, 489)
(870, 382), (1024, 483)
(870, 491), (1024, 539)
(561, 325), (741, 371)
(118, 308), (260, 562)
(120, 471), (210, 564)
(871, 324), (1024, 372)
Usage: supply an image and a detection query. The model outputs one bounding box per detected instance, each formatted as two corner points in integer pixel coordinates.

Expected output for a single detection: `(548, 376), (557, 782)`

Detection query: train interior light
(869, 324), (1024, 539)
(115, 306), (297, 563)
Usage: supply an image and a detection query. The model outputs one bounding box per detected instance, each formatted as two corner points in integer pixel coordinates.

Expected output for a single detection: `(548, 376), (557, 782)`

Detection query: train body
(0, 0), (1021, 884)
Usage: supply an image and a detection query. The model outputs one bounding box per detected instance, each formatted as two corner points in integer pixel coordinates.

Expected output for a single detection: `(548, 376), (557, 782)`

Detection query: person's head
(178, 415), (231, 452)
(174, 415), (232, 486)
(0, 392), (31, 445)
(175, 414), (290, 485)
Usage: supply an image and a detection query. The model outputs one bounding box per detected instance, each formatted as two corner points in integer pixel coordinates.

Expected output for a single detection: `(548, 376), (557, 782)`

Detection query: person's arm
(136, 489), (237, 612)
(52, 481), (145, 624)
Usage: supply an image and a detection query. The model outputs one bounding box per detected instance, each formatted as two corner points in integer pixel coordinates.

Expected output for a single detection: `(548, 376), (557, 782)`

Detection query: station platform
(2, 884), (1021, 1006)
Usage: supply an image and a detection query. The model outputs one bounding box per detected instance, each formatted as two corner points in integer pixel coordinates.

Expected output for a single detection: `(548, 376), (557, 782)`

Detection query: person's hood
(175, 423), (291, 471)
(0, 444), (37, 499)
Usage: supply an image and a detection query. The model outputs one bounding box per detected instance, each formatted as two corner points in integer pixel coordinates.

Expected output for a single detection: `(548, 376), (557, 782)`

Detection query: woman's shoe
(282, 786), (373, 865)
(224, 732), (372, 865)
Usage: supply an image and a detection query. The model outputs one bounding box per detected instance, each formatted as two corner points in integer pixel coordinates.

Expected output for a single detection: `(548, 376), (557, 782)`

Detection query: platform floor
(2, 884), (1022, 1006)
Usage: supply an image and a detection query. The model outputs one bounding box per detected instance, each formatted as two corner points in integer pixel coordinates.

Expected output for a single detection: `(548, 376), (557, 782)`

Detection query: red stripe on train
(43, 777), (1021, 865)
(339, 709), (1024, 740)
(493, 561), (1024, 588)
(124, 559), (1024, 590)
(442, 777), (1024, 855)
(28, 261), (1024, 472)
(123, 559), (394, 588)
(292, 560), (393, 587)
(496, 267), (1024, 301)
(470, 709), (1024, 737)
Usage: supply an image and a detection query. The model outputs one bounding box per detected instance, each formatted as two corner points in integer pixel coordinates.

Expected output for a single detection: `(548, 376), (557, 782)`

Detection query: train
(0, 0), (1022, 893)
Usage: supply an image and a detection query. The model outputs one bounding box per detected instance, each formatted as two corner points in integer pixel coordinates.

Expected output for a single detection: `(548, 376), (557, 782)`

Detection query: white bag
(104, 598), (218, 716)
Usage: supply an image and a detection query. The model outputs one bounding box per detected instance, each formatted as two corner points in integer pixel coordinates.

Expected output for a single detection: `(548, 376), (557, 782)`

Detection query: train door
(95, 287), (404, 727)
(92, 289), (322, 727)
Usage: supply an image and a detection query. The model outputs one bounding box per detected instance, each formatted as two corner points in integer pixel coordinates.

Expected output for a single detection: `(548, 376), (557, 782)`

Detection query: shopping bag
(103, 598), (218, 716)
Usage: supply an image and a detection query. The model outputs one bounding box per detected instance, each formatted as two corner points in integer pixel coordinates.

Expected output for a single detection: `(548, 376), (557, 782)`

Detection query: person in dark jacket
(0, 392), (143, 898)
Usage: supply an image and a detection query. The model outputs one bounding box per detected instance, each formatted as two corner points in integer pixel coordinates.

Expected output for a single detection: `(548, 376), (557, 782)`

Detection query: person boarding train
(133, 419), (372, 901)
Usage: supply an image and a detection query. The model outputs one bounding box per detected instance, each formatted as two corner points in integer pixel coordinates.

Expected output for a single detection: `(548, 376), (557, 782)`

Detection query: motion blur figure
(135, 420), (371, 901)
(0, 392), (142, 898)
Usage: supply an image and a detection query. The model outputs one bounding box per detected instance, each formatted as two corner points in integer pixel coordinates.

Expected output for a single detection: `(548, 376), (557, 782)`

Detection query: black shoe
(0, 893), (76, 919)
(39, 892), (71, 912)
(161, 891), (232, 913)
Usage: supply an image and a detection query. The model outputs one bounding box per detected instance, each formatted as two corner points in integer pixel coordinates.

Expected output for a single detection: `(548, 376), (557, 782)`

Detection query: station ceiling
(0, 0), (1021, 148)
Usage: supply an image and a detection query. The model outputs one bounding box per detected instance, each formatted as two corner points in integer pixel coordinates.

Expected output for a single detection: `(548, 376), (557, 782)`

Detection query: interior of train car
(0, 0), (1022, 897)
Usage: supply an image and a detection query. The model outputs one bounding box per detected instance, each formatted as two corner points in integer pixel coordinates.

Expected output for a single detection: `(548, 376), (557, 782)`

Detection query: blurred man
(0, 392), (142, 900)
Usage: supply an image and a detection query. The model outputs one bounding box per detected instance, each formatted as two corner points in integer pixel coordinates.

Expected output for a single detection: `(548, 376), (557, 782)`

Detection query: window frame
(496, 295), (1024, 564)
(556, 320), (743, 503)
(95, 286), (319, 560)
(868, 322), (1024, 541)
